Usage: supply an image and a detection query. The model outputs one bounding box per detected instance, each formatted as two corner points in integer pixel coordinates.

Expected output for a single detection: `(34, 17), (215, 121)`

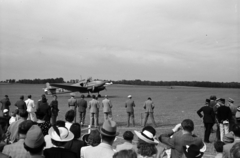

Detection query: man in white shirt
(25, 95), (36, 121)
(83, 120), (119, 158)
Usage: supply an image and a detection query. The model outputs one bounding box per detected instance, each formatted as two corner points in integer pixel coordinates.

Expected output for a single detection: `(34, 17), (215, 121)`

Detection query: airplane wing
(49, 83), (87, 92)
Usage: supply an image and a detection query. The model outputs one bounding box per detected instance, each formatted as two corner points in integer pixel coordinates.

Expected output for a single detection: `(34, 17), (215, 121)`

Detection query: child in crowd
(214, 141), (225, 158)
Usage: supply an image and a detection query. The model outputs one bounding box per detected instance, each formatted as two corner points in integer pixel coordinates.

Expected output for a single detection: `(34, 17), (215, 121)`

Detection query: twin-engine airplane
(43, 77), (113, 97)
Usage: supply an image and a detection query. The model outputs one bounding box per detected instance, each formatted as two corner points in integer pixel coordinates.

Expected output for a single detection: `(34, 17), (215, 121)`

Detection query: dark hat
(134, 126), (159, 144)
(25, 125), (45, 148)
(219, 98), (225, 103)
(205, 99), (210, 103)
(20, 95), (24, 99)
(18, 120), (34, 135)
(5, 95), (8, 98)
(100, 120), (119, 137)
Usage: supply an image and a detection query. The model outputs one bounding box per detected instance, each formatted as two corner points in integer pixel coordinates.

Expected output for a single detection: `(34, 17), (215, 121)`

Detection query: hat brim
(100, 128), (119, 137)
(134, 130), (159, 144)
(48, 127), (74, 142)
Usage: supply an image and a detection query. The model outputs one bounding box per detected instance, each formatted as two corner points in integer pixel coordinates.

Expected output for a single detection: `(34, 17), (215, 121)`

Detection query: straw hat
(49, 126), (74, 142)
(134, 126), (159, 144)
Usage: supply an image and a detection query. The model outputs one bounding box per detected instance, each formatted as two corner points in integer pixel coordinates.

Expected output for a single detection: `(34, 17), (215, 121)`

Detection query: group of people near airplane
(0, 94), (240, 158)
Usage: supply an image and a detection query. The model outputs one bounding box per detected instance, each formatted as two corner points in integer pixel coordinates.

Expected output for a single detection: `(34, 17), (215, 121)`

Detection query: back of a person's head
(137, 138), (157, 157)
(88, 129), (101, 147)
(65, 110), (75, 122)
(101, 134), (115, 144)
(210, 95), (216, 100)
(28, 95), (31, 99)
(19, 110), (28, 119)
(20, 95), (24, 100)
(232, 124), (240, 137)
(214, 141), (225, 153)
(18, 120), (34, 135)
(230, 142), (240, 158)
(70, 123), (81, 139)
(55, 120), (65, 127)
(123, 131), (134, 141)
(113, 149), (137, 158)
(181, 119), (194, 132)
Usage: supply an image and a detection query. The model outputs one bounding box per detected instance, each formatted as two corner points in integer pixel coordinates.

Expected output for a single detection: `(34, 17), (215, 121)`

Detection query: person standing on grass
(88, 95), (99, 128)
(68, 93), (77, 123)
(216, 98), (232, 141)
(77, 95), (87, 126)
(228, 98), (237, 131)
(15, 95), (27, 113)
(143, 97), (157, 127)
(0, 95), (11, 116)
(102, 95), (113, 121)
(25, 95), (36, 122)
(50, 95), (59, 125)
(125, 95), (135, 127)
(197, 99), (215, 143)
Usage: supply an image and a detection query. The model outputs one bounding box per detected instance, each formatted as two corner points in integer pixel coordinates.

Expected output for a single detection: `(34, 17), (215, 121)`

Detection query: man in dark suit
(159, 119), (205, 158)
(222, 124), (240, 158)
(0, 95), (11, 116)
(88, 95), (99, 128)
(125, 95), (135, 127)
(143, 97), (157, 127)
(216, 98), (232, 141)
(77, 95), (87, 126)
(197, 99), (215, 143)
(15, 95), (27, 113)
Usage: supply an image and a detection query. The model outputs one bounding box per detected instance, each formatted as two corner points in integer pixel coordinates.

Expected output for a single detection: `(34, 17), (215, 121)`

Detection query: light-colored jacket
(143, 100), (154, 113)
(82, 143), (114, 158)
(25, 98), (35, 112)
(88, 99), (99, 113)
(125, 99), (135, 113)
(102, 99), (112, 113)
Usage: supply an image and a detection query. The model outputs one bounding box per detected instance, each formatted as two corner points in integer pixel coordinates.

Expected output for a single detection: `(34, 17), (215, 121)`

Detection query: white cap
(3, 109), (8, 113)
(128, 95), (132, 98)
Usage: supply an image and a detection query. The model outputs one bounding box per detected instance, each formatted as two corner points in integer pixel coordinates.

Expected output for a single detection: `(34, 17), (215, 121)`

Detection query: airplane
(43, 77), (113, 97)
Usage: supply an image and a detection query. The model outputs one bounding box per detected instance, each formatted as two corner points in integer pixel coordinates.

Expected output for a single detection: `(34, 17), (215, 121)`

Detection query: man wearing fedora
(83, 120), (119, 158)
(24, 125), (46, 158)
(88, 95), (100, 128)
(102, 95), (113, 121)
(143, 97), (157, 127)
(125, 95), (135, 127)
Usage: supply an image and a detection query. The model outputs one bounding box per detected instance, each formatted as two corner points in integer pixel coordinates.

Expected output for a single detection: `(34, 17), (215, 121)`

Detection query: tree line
(114, 79), (240, 88)
(1, 78), (240, 88)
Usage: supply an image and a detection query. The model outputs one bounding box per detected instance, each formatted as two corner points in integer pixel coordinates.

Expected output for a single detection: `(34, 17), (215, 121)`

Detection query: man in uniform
(125, 95), (135, 127)
(0, 95), (11, 116)
(77, 95), (87, 126)
(88, 95), (99, 127)
(143, 97), (157, 127)
(102, 95), (113, 121)
(68, 93), (77, 123)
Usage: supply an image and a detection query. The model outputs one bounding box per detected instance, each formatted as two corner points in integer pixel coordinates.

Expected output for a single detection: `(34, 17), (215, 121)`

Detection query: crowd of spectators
(0, 94), (239, 158)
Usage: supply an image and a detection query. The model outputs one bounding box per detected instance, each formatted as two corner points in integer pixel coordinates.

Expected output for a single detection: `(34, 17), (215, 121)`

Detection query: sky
(0, 0), (239, 82)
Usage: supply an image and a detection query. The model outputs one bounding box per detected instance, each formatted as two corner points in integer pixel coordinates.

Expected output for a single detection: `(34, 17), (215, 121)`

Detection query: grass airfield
(1, 83), (240, 157)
